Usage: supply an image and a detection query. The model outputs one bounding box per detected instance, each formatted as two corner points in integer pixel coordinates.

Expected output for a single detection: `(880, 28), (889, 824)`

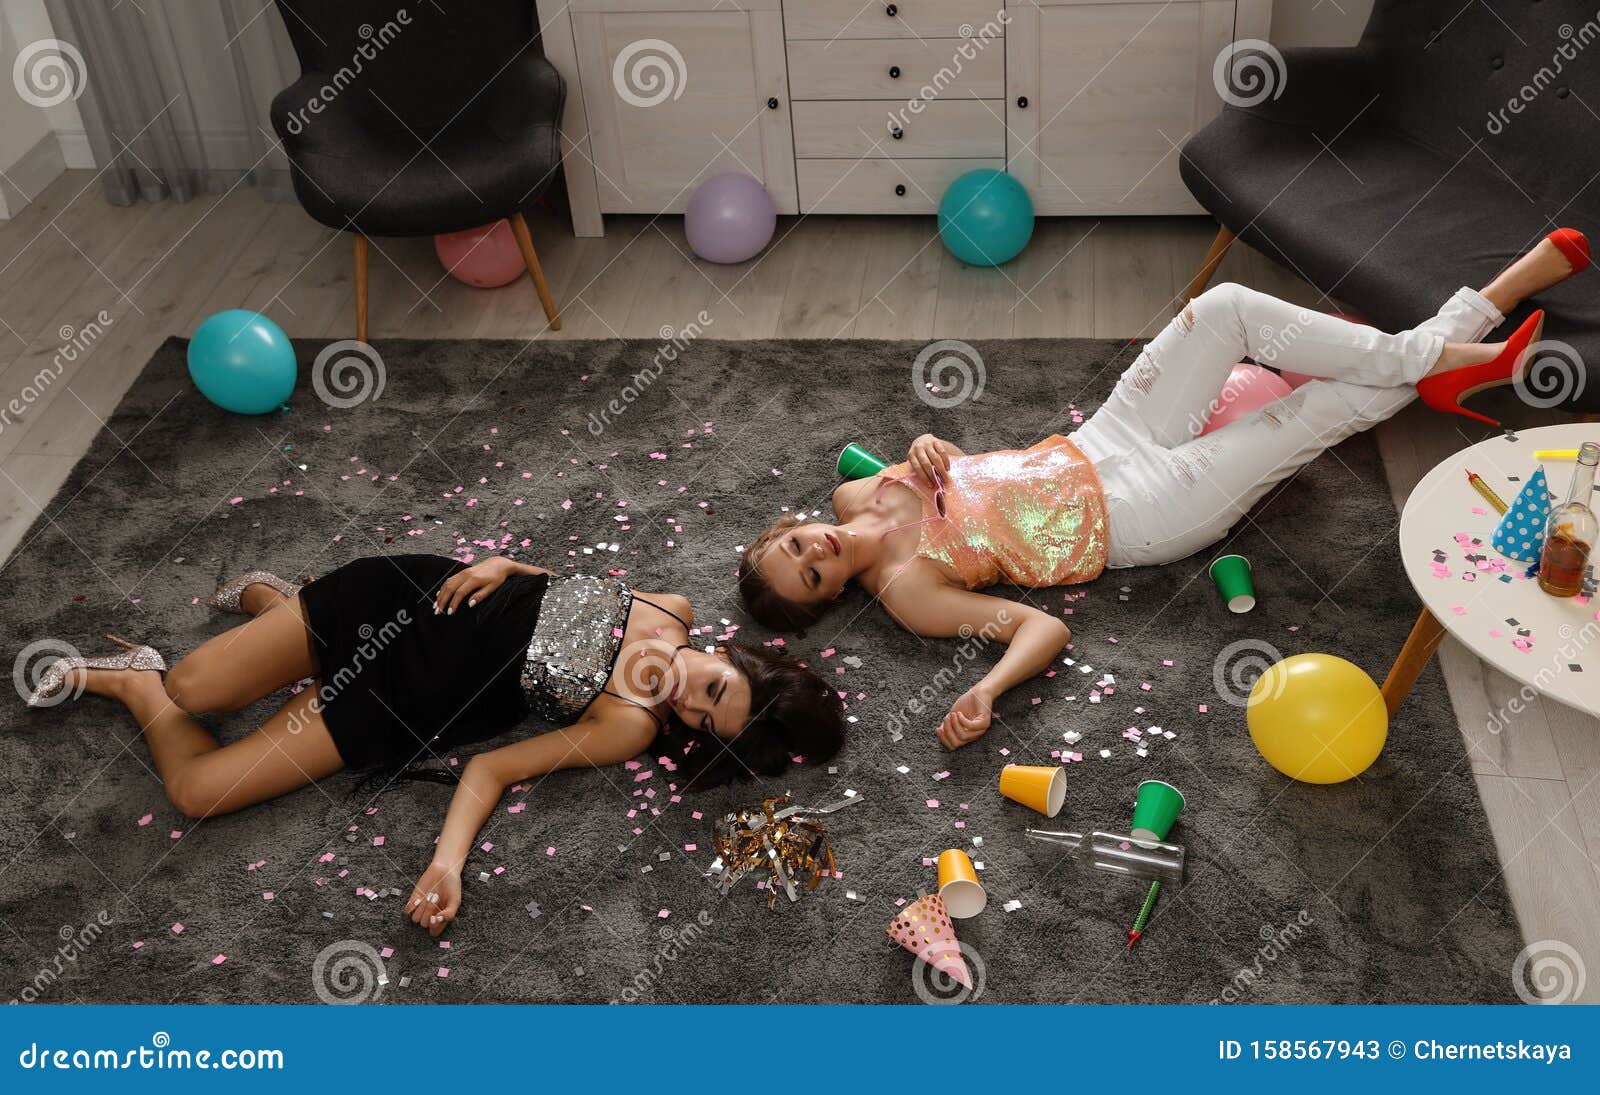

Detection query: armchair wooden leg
(510, 212), (561, 331)
(1380, 606), (1447, 717)
(1182, 224), (1236, 305)
(354, 233), (370, 343)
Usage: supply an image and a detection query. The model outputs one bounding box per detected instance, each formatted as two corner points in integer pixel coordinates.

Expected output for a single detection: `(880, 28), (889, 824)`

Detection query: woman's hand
(907, 434), (958, 487)
(435, 556), (539, 615)
(406, 859), (462, 937)
(937, 684), (994, 750)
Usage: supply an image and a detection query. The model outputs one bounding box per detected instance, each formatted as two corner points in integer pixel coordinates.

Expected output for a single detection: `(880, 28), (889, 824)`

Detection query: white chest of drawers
(540, 0), (1272, 237)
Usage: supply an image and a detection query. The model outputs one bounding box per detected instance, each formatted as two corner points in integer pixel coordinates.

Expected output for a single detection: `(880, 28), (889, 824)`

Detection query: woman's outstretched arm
(885, 585), (1070, 750)
(406, 713), (656, 935)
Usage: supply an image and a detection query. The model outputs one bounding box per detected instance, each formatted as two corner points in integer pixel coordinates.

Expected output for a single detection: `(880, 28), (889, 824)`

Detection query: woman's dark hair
(657, 642), (845, 790)
(737, 515), (829, 632)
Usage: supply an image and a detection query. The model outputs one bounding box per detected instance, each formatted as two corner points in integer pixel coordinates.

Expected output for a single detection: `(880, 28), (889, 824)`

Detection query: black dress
(299, 554), (550, 769)
(301, 555), (678, 769)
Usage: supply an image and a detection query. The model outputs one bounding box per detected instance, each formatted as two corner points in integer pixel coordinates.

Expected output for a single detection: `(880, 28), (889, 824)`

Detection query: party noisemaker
(998, 764), (1066, 817)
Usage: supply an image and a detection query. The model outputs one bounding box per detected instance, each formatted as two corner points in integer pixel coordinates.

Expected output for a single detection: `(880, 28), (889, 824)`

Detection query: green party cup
(1208, 554), (1256, 613)
(1130, 780), (1186, 844)
(837, 443), (888, 480)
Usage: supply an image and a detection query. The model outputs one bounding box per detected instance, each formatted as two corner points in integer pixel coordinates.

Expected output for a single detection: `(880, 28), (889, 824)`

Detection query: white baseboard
(55, 130), (95, 170)
(0, 133), (67, 219)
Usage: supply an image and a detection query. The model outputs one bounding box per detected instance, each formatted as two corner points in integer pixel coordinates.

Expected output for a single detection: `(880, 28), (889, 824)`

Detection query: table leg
(1380, 607), (1448, 717)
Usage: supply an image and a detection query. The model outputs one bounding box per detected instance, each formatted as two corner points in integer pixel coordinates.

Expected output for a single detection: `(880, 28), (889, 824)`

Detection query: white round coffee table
(1386, 423), (1599, 718)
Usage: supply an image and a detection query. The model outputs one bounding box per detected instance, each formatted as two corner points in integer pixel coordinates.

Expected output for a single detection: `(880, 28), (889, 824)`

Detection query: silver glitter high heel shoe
(208, 570), (298, 614)
(24, 635), (167, 708)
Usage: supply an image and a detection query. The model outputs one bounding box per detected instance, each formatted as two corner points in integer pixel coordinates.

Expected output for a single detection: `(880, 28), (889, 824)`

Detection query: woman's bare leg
(68, 666), (343, 817)
(1481, 236), (1582, 316)
(163, 591), (317, 713)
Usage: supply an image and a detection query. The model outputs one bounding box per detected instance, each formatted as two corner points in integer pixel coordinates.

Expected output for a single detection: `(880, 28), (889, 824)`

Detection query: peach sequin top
(882, 435), (1109, 590)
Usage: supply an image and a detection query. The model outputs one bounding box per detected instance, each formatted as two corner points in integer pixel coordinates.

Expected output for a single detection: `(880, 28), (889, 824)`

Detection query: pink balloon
(1200, 363), (1296, 435)
(435, 220), (525, 288)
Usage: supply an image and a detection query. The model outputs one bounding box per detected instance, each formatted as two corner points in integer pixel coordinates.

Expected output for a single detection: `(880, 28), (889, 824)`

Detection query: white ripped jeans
(1071, 282), (1504, 568)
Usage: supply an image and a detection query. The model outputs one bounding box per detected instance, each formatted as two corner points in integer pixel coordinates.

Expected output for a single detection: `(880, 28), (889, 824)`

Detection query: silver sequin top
(521, 575), (634, 722)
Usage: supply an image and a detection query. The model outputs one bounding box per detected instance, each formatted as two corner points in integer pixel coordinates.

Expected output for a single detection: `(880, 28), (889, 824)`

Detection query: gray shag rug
(0, 336), (1524, 1005)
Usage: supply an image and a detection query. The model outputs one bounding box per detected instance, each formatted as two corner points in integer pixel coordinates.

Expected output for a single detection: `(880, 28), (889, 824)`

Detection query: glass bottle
(1538, 441), (1599, 598)
(1023, 828), (1186, 885)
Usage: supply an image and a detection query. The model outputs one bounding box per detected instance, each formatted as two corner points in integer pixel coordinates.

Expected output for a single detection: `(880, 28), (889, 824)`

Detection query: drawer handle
(886, 3), (898, 15)
(767, 96), (779, 109)
(889, 65), (901, 79)
(891, 126), (904, 139)
(895, 183), (907, 197)
(1016, 95), (1029, 109)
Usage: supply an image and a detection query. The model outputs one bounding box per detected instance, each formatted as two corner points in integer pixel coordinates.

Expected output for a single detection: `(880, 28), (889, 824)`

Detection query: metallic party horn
(1024, 829), (1186, 886)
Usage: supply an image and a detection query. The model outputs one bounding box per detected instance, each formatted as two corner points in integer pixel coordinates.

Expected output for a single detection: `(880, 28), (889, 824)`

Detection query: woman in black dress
(24, 552), (845, 936)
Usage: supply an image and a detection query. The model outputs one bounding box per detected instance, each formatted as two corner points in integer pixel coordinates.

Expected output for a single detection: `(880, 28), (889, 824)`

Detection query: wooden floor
(1, 171), (1596, 999)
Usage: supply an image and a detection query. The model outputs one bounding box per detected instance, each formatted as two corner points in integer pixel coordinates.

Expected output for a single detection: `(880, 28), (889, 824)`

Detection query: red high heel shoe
(1415, 309), (1544, 427)
(1547, 228), (1590, 274)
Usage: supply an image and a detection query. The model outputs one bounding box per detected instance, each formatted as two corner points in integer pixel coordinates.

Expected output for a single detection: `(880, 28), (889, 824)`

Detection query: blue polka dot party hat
(1491, 468), (1553, 563)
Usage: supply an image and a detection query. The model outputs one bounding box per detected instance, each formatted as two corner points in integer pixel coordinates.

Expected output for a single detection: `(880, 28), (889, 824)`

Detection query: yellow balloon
(1246, 653), (1388, 784)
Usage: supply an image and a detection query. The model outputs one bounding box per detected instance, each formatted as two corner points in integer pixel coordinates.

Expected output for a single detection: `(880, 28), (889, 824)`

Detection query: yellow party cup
(936, 849), (987, 919)
(998, 764), (1067, 818)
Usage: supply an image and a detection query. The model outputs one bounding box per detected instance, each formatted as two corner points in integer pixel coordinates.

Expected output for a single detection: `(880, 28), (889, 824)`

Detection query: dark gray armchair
(271, 0), (566, 339)
(1181, 0), (1598, 413)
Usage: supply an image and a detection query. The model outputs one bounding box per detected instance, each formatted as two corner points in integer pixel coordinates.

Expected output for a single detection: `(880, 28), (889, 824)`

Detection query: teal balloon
(187, 310), (297, 414)
(937, 169), (1035, 266)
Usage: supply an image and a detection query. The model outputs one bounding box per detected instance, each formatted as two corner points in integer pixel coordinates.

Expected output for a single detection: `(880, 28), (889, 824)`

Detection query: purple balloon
(684, 172), (776, 264)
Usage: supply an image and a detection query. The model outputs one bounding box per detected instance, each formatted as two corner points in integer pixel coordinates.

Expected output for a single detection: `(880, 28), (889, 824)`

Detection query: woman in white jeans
(738, 231), (1586, 748)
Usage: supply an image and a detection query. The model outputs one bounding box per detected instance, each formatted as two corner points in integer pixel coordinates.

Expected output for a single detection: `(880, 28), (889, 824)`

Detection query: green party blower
(837, 443), (888, 480)
(1127, 780), (1186, 950)
(1208, 554), (1256, 613)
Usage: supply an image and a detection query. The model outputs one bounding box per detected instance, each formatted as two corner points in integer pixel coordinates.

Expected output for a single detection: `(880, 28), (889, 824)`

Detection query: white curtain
(41, 0), (299, 204)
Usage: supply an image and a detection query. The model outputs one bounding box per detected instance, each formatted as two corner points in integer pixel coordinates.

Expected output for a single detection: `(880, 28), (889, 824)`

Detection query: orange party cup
(998, 764), (1067, 818)
(936, 849), (987, 918)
